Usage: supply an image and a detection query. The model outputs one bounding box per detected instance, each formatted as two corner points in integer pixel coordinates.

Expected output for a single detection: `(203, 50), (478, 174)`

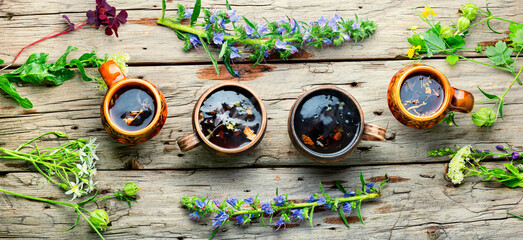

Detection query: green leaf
(276, 187), (279, 196)
(509, 23), (523, 49)
(356, 200), (365, 225)
(219, 43), (228, 59)
(225, 0), (232, 10)
(242, 16), (256, 29)
(252, 46), (265, 68)
(504, 163), (521, 176)
(190, 0), (201, 27)
(502, 178), (521, 188)
(420, 31), (446, 57)
(223, 56), (238, 77)
(0, 59), (4, 65)
(14, 62), (54, 84)
(485, 41), (513, 66)
(199, 35), (220, 75)
(0, 76), (33, 108)
(446, 35), (466, 50)
(309, 206), (315, 227)
(359, 171), (366, 193)
(48, 67), (76, 85)
(408, 35), (427, 53)
(446, 55), (459, 65)
(335, 181), (347, 194)
(499, 99), (504, 120)
(319, 182), (325, 196)
(64, 212), (81, 232)
(69, 59), (92, 81)
(50, 46), (78, 71)
(161, 0), (166, 19)
(260, 213), (267, 227)
(477, 86), (499, 100)
(378, 174), (389, 192)
(338, 206), (350, 229)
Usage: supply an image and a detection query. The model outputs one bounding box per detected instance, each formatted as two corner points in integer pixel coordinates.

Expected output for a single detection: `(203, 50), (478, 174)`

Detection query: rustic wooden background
(1, 0), (522, 239)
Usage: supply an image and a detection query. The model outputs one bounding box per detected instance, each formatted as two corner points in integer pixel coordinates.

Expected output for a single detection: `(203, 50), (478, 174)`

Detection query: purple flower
(257, 23), (268, 36)
(189, 34), (201, 47)
(290, 19), (297, 33)
(195, 199), (206, 209)
(213, 32), (224, 45)
(352, 22), (361, 30)
(227, 10), (239, 22)
(226, 197), (238, 208)
(264, 50), (270, 57)
(342, 33), (351, 41)
(277, 19), (286, 25)
(212, 211), (229, 228)
(512, 151), (520, 160)
(62, 15), (75, 31)
(236, 214), (245, 224)
(483, 150), (490, 153)
(323, 39), (332, 45)
(325, 204), (333, 209)
(308, 194), (318, 203)
(210, 10), (218, 23)
(274, 217), (286, 230)
(494, 155), (500, 159)
(277, 26), (286, 34)
(245, 25), (255, 35)
(261, 202), (274, 214)
(220, 19), (228, 29)
(344, 190), (356, 197)
(244, 198), (254, 205)
(213, 200), (221, 207)
(318, 16), (328, 27)
(317, 197), (326, 205)
(496, 145), (505, 151)
(189, 212), (200, 220)
(184, 9), (193, 19)
(230, 46), (241, 59)
(303, 30), (311, 42)
(273, 195), (286, 206)
(289, 45), (299, 54)
(290, 209), (304, 220)
(341, 202), (352, 214)
(328, 14), (341, 31)
(275, 40), (287, 50)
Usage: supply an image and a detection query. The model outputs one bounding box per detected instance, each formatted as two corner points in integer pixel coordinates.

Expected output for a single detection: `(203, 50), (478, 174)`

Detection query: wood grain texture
(1, 164), (522, 239)
(1, 59), (522, 172)
(0, 0), (521, 65)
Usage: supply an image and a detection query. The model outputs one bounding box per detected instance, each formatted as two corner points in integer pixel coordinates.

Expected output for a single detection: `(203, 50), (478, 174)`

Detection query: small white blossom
(447, 145), (472, 185)
(86, 177), (98, 193)
(109, 52), (130, 75)
(65, 177), (85, 201)
(76, 163), (89, 177)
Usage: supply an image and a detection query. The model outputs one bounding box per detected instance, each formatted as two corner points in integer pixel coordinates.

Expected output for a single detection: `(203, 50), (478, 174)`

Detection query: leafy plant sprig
(0, 131), (101, 200)
(181, 172), (389, 239)
(406, 2), (522, 127)
(158, 0), (377, 77)
(0, 182), (139, 240)
(429, 145), (523, 187)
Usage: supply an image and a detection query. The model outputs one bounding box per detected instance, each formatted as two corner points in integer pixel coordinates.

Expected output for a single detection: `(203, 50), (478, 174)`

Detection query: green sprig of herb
(181, 172), (388, 239)
(406, 2), (523, 127)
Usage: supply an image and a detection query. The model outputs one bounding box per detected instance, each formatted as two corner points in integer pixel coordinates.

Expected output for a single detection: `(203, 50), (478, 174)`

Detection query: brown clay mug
(177, 82), (267, 156)
(288, 86), (386, 163)
(387, 64), (474, 129)
(99, 60), (168, 145)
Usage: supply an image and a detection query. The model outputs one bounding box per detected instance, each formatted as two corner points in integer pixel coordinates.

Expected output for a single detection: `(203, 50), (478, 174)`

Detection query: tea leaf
(190, 0), (201, 27)
(199, 35), (220, 75)
(477, 86), (499, 100)
(338, 206), (350, 229)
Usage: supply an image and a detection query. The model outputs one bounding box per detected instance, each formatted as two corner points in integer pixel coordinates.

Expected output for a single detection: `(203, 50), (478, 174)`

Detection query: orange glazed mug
(387, 64), (474, 129)
(99, 60), (168, 145)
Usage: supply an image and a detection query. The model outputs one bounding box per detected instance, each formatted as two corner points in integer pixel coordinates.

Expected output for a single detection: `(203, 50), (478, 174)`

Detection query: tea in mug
(400, 73), (444, 117)
(198, 87), (263, 149)
(109, 86), (157, 131)
(293, 90), (361, 154)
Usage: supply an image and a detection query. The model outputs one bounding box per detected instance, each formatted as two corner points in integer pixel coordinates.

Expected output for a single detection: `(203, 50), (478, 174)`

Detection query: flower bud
(439, 25), (453, 39)
(90, 209), (110, 231)
(456, 17), (470, 31)
(53, 131), (68, 138)
(471, 108), (497, 127)
(124, 182), (139, 196)
(460, 3), (478, 21)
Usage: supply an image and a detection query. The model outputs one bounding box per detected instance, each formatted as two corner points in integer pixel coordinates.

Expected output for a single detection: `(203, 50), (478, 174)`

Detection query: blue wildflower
(366, 183), (374, 189)
(325, 204), (333, 209)
(245, 25), (255, 35)
(227, 10), (239, 22)
(323, 39), (332, 45)
(205, 24), (211, 30)
(342, 33), (351, 41)
(275, 40), (287, 50)
(317, 197), (326, 205)
(213, 200), (221, 207)
(512, 151), (520, 160)
(235, 214), (245, 224)
(195, 199), (206, 209)
(303, 30), (311, 42)
(226, 197), (238, 208)
(318, 16), (328, 27)
(257, 23), (268, 36)
(290, 209), (304, 220)
(189, 212), (200, 220)
(496, 145), (505, 151)
(213, 32), (224, 45)
(261, 202), (274, 214)
(212, 211), (229, 228)
(276, 19), (285, 25)
(289, 45), (299, 54)
(244, 197), (254, 205)
(328, 14), (340, 31)
(264, 50), (270, 58)
(290, 19), (297, 33)
(341, 202), (352, 214)
(184, 9), (193, 19)
(308, 194), (318, 203)
(344, 190), (356, 197)
(189, 34), (201, 47)
(277, 26), (286, 35)
(273, 195), (286, 206)
(352, 22), (360, 29)
(274, 217), (286, 230)
(230, 46), (241, 59)
(210, 10), (218, 23)
(220, 19), (228, 29)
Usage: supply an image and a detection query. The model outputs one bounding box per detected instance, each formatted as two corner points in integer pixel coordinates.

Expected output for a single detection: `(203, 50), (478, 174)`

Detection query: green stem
(457, 55), (511, 72)
(490, 16), (519, 24)
(16, 131), (63, 151)
(500, 64), (523, 99)
(77, 208), (105, 240)
(87, 194), (119, 203)
(0, 188), (76, 207)
(157, 18), (298, 46)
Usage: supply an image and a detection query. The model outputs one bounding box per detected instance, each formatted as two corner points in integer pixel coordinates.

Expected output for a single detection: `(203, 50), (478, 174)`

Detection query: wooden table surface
(1, 0), (522, 239)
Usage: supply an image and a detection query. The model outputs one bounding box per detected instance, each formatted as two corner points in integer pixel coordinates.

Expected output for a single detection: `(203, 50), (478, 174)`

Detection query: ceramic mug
(288, 86), (386, 163)
(99, 60), (168, 145)
(387, 64), (474, 129)
(177, 82), (267, 156)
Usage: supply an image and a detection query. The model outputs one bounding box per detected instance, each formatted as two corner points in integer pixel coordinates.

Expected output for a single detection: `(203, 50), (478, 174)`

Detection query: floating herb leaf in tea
(199, 88), (262, 149)
(109, 86), (156, 131)
(400, 73), (444, 117)
(294, 90), (361, 154)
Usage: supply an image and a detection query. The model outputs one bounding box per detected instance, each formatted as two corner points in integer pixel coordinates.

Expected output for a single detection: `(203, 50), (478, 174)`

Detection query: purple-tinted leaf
(112, 26), (119, 38)
(116, 10), (128, 23)
(86, 10), (96, 24)
(62, 15), (75, 31)
(105, 27), (113, 36)
(107, 6), (116, 16)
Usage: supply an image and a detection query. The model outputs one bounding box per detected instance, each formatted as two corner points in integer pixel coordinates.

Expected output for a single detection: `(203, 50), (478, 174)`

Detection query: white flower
(109, 52), (130, 75)
(447, 146), (472, 185)
(76, 163), (89, 177)
(86, 177), (98, 193)
(65, 177), (85, 201)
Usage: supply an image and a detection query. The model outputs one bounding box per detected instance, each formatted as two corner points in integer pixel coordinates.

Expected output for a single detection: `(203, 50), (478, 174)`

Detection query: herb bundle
(158, 0), (377, 77)
(429, 145), (523, 187)
(405, 2), (522, 127)
(182, 173), (388, 239)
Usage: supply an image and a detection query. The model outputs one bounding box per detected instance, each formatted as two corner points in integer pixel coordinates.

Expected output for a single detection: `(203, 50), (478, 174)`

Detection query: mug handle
(448, 87), (474, 113)
(361, 123), (386, 141)
(177, 133), (202, 152)
(99, 60), (127, 89)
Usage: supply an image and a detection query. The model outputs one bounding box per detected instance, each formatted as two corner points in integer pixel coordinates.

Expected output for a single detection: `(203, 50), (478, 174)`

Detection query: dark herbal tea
(109, 86), (156, 132)
(198, 87), (263, 149)
(294, 90), (361, 154)
(400, 73), (444, 117)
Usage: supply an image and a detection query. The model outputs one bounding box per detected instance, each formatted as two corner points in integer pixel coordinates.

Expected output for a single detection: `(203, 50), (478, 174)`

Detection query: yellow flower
(407, 45), (422, 58)
(421, 6), (437, 18)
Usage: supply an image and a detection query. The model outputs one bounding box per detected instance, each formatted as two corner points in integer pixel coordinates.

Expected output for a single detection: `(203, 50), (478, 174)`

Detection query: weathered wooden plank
(1, 59), (522, 172)
(1, 164), (522, 239)
(0, 0), (520, 65)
